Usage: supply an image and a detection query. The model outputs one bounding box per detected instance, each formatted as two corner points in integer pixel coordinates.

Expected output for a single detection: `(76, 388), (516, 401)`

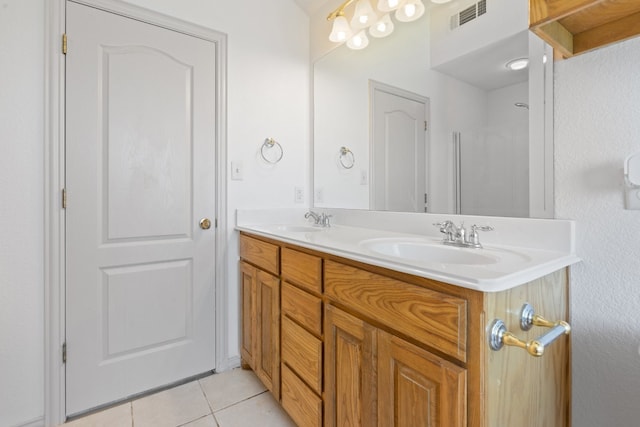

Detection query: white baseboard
(216, 355), (241, 373)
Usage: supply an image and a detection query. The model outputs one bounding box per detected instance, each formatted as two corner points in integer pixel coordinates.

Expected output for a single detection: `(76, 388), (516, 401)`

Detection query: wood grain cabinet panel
(324, 304), (377, 427)
(325, 260), (468, 362)
(281, 365), (323, 427)
(281, 247), (322, 294)
(254, 269), (280, 400)
(378, 330), (467, 427)
(240, 262), (257, 370)
(281, 316), (323, 394)
(281, 281), (322, 336)
(240, 234), (279, 275)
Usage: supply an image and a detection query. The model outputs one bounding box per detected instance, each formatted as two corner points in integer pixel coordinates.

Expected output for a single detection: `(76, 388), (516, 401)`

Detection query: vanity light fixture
(328, 0), (426, 50)
(396, 0), (425, 22)
(377, 0), (402, 12)
(351, 0), (378, 29)
(369, 13), (395, 37)
(506, 57), (529, 71)
(347, 30), (370, 49)
(328, 13), (353, 42)
(430, 0), (452, 4)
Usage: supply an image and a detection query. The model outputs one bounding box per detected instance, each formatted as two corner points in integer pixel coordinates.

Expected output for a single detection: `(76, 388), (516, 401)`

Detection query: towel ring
(339, 146), (355, 169)
(261, 138), (283, 164)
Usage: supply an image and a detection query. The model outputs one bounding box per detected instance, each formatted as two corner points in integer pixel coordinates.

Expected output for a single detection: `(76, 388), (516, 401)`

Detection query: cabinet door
(378, 330), (467, 427)
(325, 304), (377, 427)
(240, 261), (257, 370)
(255, 269), (280, 400)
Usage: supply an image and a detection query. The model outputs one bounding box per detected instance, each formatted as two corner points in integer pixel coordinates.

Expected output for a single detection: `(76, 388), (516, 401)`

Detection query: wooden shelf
(530, 0), (640, 58)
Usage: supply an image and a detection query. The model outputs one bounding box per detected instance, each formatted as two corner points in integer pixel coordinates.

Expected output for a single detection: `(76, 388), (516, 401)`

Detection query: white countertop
(236, 208), (581, 293)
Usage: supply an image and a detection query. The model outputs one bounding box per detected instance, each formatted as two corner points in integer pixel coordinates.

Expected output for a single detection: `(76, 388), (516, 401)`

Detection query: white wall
(0, 1), (45, 426)
(555, 36), (640, 426)
(0, 0), (309, 425)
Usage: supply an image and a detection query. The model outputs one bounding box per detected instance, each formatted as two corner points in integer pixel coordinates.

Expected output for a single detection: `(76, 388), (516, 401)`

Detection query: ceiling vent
(450, 0), (487, 30)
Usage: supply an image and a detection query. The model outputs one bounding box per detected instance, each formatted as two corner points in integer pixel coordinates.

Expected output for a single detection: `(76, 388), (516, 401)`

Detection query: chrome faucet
(434, 221), (493, 249)
(305, 211), (332, 227)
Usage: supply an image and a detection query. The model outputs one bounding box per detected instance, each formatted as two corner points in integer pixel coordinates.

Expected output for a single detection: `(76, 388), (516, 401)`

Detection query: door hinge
(424, 120), (428, 131)
(62, 188), (67, 209)
(62, 342), (67, 364)
(62, 33), (68, 55)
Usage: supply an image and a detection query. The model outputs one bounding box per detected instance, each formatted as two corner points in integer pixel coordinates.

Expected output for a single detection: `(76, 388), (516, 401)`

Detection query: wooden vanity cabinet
(239, 232), (570, 427)
(239, 235), (280, 399)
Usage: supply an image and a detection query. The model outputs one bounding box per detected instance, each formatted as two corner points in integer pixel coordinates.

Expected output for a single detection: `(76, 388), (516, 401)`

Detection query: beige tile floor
(61, 368), (297, 427)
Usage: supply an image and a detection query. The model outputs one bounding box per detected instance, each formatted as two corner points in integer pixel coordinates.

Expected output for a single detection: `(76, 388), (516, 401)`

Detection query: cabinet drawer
(324, 260), (468, 362)
(281, 365), (322, 427)
(282, 282), (322, 336)
(240, 234), (279, 275)
(281, 316), (322, 394)
(281, 247), (322, 294)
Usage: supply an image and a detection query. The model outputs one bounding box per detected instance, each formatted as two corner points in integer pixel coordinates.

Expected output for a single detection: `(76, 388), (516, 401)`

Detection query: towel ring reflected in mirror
(261, 137), (284, 164)
(339, 146), (355, 169)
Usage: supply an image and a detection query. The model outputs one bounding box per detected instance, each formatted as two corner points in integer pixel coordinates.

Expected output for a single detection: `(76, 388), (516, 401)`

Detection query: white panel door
(65, 2), (217, 415)
(371, 85), (428, 212)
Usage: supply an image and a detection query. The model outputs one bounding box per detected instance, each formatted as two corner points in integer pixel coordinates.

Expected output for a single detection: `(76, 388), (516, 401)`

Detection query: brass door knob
(200, 218), (212, 230)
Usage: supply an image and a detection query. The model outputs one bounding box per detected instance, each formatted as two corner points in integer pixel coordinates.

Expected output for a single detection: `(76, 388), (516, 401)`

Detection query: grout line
(211, 390), (269, 414)
(176, 414), (212, 427)
(197, 378), (216, 415)
(130, 402), (134, 427)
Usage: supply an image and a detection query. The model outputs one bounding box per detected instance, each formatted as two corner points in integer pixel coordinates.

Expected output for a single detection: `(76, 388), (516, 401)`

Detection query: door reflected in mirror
(313, 0), (554, 218)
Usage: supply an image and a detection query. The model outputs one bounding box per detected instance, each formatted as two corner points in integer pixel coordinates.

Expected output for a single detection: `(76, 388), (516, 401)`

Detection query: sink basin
(272, 225), (322, 233)
(361, 238), (499, 265)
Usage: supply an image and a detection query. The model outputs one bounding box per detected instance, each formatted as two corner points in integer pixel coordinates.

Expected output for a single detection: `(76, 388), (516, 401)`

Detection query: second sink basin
(361, 238), (501, 265)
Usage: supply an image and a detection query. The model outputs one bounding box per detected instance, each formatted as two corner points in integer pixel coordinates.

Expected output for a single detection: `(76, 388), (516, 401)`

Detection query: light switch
(231, 161), (243, 181)
(360, 169), (368, 185)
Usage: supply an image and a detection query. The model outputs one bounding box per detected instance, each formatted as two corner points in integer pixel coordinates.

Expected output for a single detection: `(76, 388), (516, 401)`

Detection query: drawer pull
(489, 304), (571, 357)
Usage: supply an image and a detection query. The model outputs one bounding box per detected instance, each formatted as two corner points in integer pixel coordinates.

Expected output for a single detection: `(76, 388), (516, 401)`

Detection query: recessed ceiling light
(506, 58), (529, 71)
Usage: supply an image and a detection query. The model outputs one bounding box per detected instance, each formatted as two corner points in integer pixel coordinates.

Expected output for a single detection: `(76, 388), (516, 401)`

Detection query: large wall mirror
(313, 0), (554, 218)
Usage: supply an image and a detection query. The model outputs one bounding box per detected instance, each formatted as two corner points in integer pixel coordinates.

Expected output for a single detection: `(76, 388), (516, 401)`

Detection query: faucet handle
(321, 213), (332, 227)
(433, 221), (453, 230)
(469, 224), (493, 247)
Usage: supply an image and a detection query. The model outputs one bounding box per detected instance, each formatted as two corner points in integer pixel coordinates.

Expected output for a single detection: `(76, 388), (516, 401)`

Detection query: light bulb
(377, 0), (404, 12)
(329, 15), (353, 43)
(395, 0), (425, 22)
(347, 31), (370, 50)
(351, 0), (378, 30)
(369, 13), (394, 38)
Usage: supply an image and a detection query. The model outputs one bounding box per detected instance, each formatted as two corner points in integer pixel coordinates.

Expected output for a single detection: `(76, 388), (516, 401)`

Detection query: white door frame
(44, 1), (228, 424)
